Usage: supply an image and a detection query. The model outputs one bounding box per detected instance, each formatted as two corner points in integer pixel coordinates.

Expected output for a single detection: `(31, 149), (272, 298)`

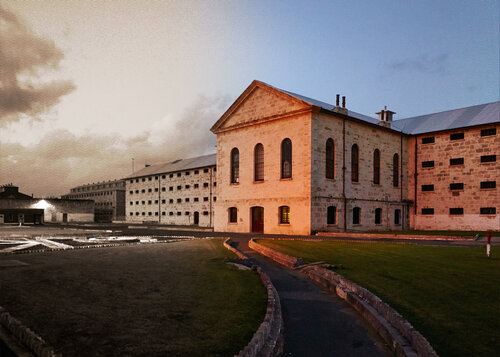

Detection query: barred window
(281, 139), (292, 179)
(450, 132), (464, 140)
(480, 181), (496, 189)
(231, 148), (239, 183)
(449, 183), (464, 190)
(254, 143), (264, 181)
(326, 139), (335, 179)
(480, 207), (496, 215)
(480, 155), (496, 163)
(450, 158), (464, 165)
(449, 208), (463, 215)
(422, 137), (435, 144)
(373, 149), (380, 184)
(327, 206), (336, 225)
(351, 144), (359, 182)
(421, 208), (434, 215)
(375, 208), (382, 224)
(422, 161), (434, 168)
(481, 128), (496, 136)
(229, 207), (237, 223)
(279, 206), (290, 224)
(422, 184), (434, 191)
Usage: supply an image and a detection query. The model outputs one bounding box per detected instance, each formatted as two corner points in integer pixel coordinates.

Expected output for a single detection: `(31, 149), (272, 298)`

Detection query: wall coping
(316, 232), (470, 241)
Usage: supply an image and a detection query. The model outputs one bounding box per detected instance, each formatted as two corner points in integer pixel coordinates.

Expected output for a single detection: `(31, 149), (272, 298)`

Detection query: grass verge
(259, 239), (499, 357)
(0, 238), (267, 356)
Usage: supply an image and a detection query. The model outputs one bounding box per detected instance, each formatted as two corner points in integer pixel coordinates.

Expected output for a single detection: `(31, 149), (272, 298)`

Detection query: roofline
(125, 163), (216, 180)
(409, 121), (499, 136)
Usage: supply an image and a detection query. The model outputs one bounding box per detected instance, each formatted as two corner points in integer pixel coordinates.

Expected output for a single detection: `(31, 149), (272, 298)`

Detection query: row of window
(66, 191), (115, 198)
(129, 168), (214, 184)
(421, 181), (496, 191)
(421, 155), (496, 168)
(129, 182), (216, 195)
(421, 128), (497, 144)
(95, 202), (113, 206)
(230, 139), (400, 186)
(71, 181), (124, 192)
(227, 206), (403, 226)
(421, 207), (496, 215)
(129, 211), (210, 216)
(130, 196), (215, 205)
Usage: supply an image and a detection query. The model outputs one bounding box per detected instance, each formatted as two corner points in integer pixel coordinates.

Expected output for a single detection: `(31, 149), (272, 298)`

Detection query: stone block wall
(408, 124), (499, 230)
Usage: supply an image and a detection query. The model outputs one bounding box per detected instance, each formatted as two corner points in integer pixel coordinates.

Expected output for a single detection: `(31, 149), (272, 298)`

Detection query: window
(169, 174), (173, 178)
(204, 168), (209, 173)
(254, 143), (264, 181)
(130, 201), (133, 205)
(141, 189), (145, 193)
(177, 198), (182, 203)
(169, 199), (173, 203)
(229, 207), (237, 223)
(393, 153), (399, 187)
(203, 183), (208, 188)
(421, 208), (434, 215)
(135, 190), (139, 193)
(162, 212), (166, 216)
(203, 197), (208, 202)
(130, 180), (133, 184)
(327, 206), (336, 225)
(351, 144), (359, 182)
(154, 188), (158, 192)
(213, 182), (217, 187)
(162, 175), (166, 179)
(136, 212), (139, 215)
(194, 197), (199, 202)
(135, 201), (139, 204)
(177, 173), (181, 177)
(281, 139), (292, 179)
(480, 207), (496, 215)
(154, 200), (158, 204)
(480, 155), (496, 163)
(169, 186), (173, 191)
(231, 148), (239, 183)
(481, 181), (496, 189)
(148, 200), (152, 204)
(353, 207), (361, 224)
(450, 158), (464, 165)
(155, 176), (158, 180)
(136, 179), (139, 183)
(194, 170), (199, 174)
(177, 212), (181, 216)
(194, 184), (199, 188)
(481, 128), (496, 136)
(449, 208), (463, 215)
(326, 139), (335, 179)
(142, 178), (146, 182)
(422, 137), (435, 144)
(169, 212), (173, 216)
(213, 197), (217, 201)
(162, 187), (166, 192)
(373, 149), (380, 184)
(177, 186), (181, 190)
(450, 132), (464, 140)
(141, 201), (145, 204)
(203, 211), (209, 215)
(185, 211), (190, 215)
(162, 199), (166, 204)
(185, 185), (190, 189)
(279, 206), (290, 224)
(422, 161), (434, 168)
(148, 177), (152, 181)
(185, 198), (190, 202)
(155, 212), (159, 216)
(394, 209), (401, 225)
(422, 184), (434, 191)
(450, 183), (464, 190)
(130, 212), (133, 216)
(148, 188), (152, 193)
(185, 171), (190, 176)
(148, 212), (152, 216)
(129, 190), (133, 194)
(375, 208), (382, 224)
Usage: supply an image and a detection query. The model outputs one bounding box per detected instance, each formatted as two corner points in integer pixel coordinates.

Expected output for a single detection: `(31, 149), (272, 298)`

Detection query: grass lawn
(365, 230), (499, 237)
(259, 239), (500, 357)
(0, 238), (267, 356)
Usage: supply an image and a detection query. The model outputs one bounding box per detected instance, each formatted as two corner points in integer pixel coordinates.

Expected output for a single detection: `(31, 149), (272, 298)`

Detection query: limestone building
(125, 154), (216, 227)
(62, 179), (126, 222)
(210, 80), (498, 235)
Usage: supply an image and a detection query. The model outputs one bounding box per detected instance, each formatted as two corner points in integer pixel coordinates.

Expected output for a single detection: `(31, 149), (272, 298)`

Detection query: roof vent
(376, 106), (395, 128)
(333, 94), (348, 115)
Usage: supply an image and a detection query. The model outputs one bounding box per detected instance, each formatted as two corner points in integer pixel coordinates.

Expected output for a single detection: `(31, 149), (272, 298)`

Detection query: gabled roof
(391, 101), (500, 135)
(125, 153), (216, 179)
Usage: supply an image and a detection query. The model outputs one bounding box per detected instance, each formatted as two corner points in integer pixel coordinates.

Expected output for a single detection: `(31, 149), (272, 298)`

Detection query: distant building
(62, 179), (126, 222)
(0, 184), (94, 224)
(124, 154), (216, 227)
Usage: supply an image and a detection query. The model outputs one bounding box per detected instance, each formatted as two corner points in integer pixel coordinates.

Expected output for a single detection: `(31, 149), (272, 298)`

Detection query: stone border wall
(223, 238), (283, 357)
(0, 306), (60, 357)
(250, 239), (438, 357)
(316, 232), (469, 241)
(248, 238), (303, 268)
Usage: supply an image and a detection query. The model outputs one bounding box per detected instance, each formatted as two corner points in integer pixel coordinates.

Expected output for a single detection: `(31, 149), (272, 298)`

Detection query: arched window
(353, 207), (361, 224)
(254, 143), (264, 181)
(279, 206), (290, 224)
(281, 138), (292, 179)
(327, 206), (336, 225)
(326, 139), (335, 179)
(373, 149), (380, 184)
(230, 148), (239, 183)
(393, 153), (399, 187)
(351, 144), (359, 182)
(228, 207), (237, 223)
(375, 208), (382, 224)
(394, 209), (401, 225)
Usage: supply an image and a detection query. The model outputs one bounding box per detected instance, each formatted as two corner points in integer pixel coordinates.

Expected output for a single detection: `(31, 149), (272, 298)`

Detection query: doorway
(194, 211), (199, 225)
(62, 213), (68, 223)
(251, 206), (264, 233)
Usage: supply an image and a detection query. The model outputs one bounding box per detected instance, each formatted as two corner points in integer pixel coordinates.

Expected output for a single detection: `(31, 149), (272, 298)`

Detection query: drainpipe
(400, 134), (404, 230)
(414, 138), (418, 217)
(209, 167), (213, 228)
(158, 175), (161, 223)
(342, 117), (347, 232)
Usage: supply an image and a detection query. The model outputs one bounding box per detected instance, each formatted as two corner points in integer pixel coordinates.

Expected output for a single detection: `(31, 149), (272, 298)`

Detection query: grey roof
(126, 153), (216, 179)
(270, 82), (499, 135)
(391, 101), (500, 134)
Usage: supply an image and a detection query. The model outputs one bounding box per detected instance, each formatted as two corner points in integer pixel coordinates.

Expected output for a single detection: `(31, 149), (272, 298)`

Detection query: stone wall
(408, 124), (499, 230)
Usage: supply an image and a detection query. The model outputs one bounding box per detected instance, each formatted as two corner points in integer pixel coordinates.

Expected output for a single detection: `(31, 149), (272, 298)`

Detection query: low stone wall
(0, 306), (60, 356)
(316, 232), (469, 241)
(223, 238), (283, 357)
(251, 239), (438, 357)
(248, 238), (303, 268)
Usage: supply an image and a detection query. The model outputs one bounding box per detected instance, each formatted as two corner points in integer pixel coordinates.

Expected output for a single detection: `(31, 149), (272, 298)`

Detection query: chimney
(333, 94), (348, 115)
(376, 106), (395, 128)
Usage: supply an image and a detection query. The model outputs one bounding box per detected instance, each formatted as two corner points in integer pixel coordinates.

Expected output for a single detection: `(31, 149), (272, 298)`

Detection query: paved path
(230, 236), (392, 357)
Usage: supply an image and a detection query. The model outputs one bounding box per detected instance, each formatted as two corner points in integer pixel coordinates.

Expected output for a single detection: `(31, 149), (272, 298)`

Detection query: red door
(251, 207), (264, 233)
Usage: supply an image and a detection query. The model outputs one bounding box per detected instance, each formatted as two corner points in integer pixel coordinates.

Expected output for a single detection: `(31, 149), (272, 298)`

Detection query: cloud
(385, 54), (448, 75)
(0, 4), (75, 124)
(0, 94), (231, 197)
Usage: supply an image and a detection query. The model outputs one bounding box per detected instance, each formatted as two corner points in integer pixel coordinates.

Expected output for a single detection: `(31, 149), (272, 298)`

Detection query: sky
(1, 0), (498, 197)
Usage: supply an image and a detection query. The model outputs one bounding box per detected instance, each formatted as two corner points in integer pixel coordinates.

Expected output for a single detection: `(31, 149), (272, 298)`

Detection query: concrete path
(230, 236), (392, 357)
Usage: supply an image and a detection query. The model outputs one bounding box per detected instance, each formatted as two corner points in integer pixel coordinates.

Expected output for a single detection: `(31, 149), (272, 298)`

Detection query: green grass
(259, 239), (500, 357)
(0, 239), (267, 356)
(365, 230), (498, 237)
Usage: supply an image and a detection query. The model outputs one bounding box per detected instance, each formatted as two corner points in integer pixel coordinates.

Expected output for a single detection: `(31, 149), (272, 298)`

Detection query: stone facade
(408, 124), (499, 230)
(125, 159), (216, 227)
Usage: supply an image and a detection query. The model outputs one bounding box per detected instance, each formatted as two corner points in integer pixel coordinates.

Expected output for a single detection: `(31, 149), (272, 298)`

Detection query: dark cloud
(385, 54), (448, 75)
(0, 5), (75, 124)
(1, 95), (231, 197)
